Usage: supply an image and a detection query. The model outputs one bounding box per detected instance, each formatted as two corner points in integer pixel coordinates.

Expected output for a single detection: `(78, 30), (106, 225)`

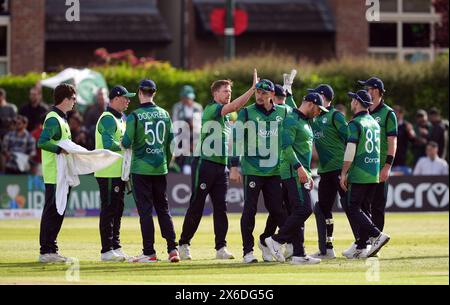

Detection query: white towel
(56, 140), (122, 215)
(121, 149), (132, 182)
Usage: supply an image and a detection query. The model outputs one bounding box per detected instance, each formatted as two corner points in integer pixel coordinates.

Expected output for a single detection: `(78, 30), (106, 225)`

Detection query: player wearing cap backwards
(257, 71), (298, 262)
(265, 92), (328, 265)
(122, 79), (179, 263)
(340, 90), (390, 259)
(95, 85), (134, 262)
(341, 77), (397, 257)
(178, 69), (258, 260)
(307, 84), (351, 260)
(230, 78), (292, 263)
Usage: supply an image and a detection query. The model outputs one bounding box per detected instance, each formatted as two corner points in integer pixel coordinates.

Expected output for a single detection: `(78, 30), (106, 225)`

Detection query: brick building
(0, 0), (447, 75)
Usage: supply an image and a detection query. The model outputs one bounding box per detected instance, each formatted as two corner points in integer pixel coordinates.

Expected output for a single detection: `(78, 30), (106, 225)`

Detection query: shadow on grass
(1, 255), (448, 273)
(0, 260), (282, 273)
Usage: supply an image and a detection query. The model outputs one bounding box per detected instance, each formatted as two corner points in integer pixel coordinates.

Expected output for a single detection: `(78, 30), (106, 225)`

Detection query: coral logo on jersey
(200, 183), (207, 190)
(375, 117), (381, 123)
(249, 181), (256, 188)
(322, 117), (328, 124)
(275, 116), (283, 122)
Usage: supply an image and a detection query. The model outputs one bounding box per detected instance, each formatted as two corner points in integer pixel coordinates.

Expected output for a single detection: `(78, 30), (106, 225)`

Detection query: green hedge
(1, 54), (448, 119)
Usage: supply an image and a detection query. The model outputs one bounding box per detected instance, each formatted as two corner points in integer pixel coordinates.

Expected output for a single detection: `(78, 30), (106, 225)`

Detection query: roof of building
(194, 0), (335, 34)
(46, 0), (172, 42)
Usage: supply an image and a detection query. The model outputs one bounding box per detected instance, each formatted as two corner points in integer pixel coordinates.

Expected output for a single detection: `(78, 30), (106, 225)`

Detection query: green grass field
(0, 213), (448, 285)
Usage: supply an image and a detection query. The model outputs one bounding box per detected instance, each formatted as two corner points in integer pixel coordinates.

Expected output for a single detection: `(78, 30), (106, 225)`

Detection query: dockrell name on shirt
(137, 111), (169, 120)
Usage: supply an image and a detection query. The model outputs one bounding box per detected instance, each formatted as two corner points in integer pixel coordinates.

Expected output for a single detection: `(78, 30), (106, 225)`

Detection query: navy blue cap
(303, 92), (329, 112)
(358, 77), (385, 92)
(255, 79), (275, 92)
(139, 79), (157, 91)
(307, 84), (334, 101)
(274, 84), (286, 97)
(109, 85), (136, 99)
(348, 90), (373, 107)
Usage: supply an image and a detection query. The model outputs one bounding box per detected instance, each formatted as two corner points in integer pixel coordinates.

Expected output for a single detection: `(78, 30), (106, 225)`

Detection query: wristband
(385, 155), (394, 165)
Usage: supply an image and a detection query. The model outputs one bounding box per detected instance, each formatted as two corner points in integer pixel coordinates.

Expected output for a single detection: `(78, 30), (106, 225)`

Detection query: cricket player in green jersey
(340, 90), (390, 259)
(265, 92), (328, 265)
(178, 69), (258, 261)
(122, 79), (179, 263)
(38, 83), (76, 263)
(231, 78), (291, 263)
(258, 71), (299, 262)
(308, 84), (351, 260)
(95, 85), (134, 262)
(359, 77), (397, 234)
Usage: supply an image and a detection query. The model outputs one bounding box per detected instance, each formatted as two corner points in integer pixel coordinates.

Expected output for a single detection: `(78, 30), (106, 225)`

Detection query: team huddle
(37, 68), (396, 265)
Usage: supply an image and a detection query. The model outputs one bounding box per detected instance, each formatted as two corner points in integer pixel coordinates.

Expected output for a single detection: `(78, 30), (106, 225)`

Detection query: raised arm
(221, 69), (258, 116)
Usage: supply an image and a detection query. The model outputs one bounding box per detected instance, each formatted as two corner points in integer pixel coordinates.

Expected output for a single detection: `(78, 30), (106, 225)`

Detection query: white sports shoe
(216, 247), (235, 260)
(243, 251), (258, 264)
(128, 254), (158, 263)
(38, 253), (68, 263)
(365, 244), (380, 257)
(101, 250), (125, 262)
(265, 237), (285, 263)
(310, 248), (336, 260)
(342, 242), (357, 258)
(179, 244), (192, 260)
(346, 248), (368, 259)
(367, 233), (390, 257)
(290, 255), (321, 265)
(113, 248), (129, 260)
(258, 241), (273, 262)
(284, 243), (294, 259)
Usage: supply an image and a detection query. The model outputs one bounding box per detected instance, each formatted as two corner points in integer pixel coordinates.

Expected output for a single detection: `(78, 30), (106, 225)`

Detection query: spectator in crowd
(413, 141), (449, 176)
(1, 115), (36, 174)
(1, 88), (18, 173)
(171, 85), (203, 174)
(84, 88), (107, 131)
(68, 111), (90, 149)
(19, 84), (49, 132)
(334, 103), (347, 117)
(84, 88), (108, 151)
(30, 116), (45, 176)
(0, 88), (18, 140)
(392, 105), (416, 175)
(412, 109), (432, 166)
(428, 107), (448, 160)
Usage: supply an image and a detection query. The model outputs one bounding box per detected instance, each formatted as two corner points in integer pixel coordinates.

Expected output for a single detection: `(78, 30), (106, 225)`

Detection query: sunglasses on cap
(256, 82), (273, 91)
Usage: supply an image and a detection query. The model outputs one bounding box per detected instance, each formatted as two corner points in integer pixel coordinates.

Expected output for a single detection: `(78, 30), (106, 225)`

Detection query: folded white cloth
(56, 140), (122, 215)
(121, 149), (132, 182)
(11, 152), (30, 172)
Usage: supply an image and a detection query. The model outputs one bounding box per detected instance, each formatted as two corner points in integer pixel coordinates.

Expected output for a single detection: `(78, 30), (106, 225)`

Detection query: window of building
(370, 23), (397, 47)
(368, 0), (447, 62)
(380, 0), (398, 12)
(403, 23), (430, 47)
(403, 0), (431, 13)
(0, 2), (9, 75)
